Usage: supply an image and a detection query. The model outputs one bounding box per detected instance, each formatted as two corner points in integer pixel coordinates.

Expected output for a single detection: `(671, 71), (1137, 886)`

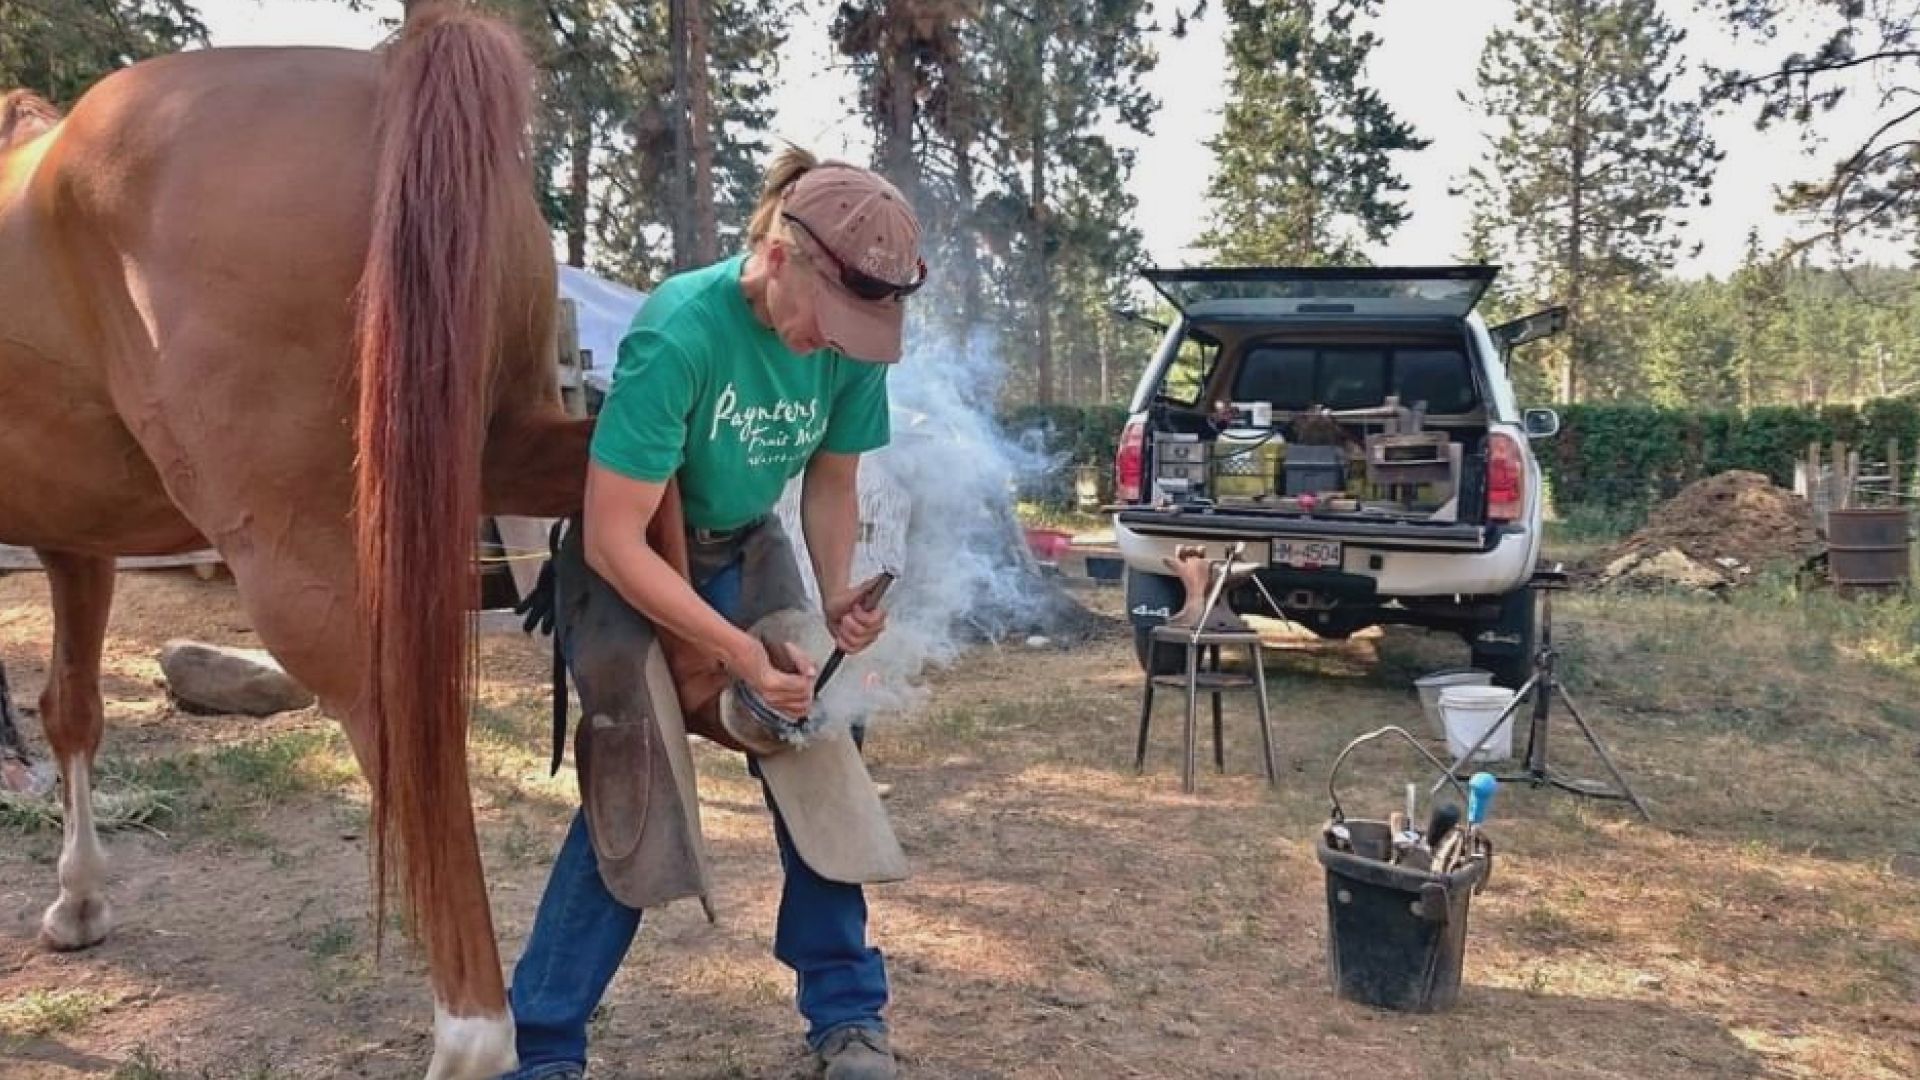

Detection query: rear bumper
(1113, 511), (1537, 598)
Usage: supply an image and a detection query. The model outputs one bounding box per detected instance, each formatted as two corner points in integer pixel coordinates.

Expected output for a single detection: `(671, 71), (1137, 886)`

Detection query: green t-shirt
(590, 254), (891, 530)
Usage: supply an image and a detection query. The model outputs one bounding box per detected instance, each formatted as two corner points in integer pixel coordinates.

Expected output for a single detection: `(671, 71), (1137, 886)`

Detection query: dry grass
(0, 565), (1916, 1078)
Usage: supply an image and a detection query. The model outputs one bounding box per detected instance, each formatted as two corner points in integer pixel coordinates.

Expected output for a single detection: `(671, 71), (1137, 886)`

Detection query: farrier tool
(726, 569), (896, 749)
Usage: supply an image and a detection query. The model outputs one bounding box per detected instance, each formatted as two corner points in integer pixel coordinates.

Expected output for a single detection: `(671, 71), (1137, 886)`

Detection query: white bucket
(1414, 668), (1493, 739)
(1439, 685), (1517, 762)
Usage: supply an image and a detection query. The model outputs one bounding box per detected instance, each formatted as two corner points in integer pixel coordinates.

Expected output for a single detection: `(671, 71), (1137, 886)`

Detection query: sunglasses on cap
(782, 212), (928, 302)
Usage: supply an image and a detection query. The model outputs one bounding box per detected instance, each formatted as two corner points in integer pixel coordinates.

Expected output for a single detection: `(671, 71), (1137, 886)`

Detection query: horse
(0, 7), (593, 1076)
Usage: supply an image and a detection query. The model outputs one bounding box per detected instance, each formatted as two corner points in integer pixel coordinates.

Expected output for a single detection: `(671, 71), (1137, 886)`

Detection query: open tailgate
(1143, 266), (1498, 322)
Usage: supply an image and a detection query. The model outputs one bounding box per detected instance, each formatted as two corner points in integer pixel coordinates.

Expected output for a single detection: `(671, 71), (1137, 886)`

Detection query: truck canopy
(1143, 266), (1498, 322)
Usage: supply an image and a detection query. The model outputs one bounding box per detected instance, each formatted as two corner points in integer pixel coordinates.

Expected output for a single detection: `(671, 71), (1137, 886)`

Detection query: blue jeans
(503, 559), (888, 1077)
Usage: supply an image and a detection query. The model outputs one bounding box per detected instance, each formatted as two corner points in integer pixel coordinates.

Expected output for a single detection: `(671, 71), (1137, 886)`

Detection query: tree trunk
(1033, 164), (1053, 406)
(1098, 333), (1111, 404)
(1303, 86), (1322, 262)
(956, 133), (982, 330)
(566, 107), (590, 268)
(687, 0), (718, 264)
(1562, 0), (1589, 404)
(668, 0), (695, 269)
(1032, 37), (1054, 406)
(882, 2), (920, 207)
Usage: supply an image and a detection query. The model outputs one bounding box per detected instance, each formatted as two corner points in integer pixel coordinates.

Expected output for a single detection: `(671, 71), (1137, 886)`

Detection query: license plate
(1271, 538), (1343, 570)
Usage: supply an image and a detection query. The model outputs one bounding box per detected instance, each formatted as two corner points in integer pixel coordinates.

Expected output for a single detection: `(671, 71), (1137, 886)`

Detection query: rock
(1599, 547), (1730, 594)
(159, 639), (314, 716)
(1024, 635), (1051, 648)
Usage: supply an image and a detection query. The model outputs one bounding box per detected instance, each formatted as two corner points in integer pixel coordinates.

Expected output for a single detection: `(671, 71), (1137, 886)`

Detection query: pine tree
(0, 0), (206, 105)
(830, 1), (977, 210)
(1200, 0), (1425, 265)
(1712, 1), (1920, 252)
(831, 2), (983, 326)
(1640, 278), (1739, 408)
(668, 0), (720, 267)
(831, 1), (1182, 403)
(975, 0), (1160, 405)
(1462, 0), (1719, 402)
(1729, 230), (1787, 410)
(550, 0), (783, 281)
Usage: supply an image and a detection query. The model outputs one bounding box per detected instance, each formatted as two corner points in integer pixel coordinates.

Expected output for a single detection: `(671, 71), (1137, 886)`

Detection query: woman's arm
(802, 451), (886, 652)
(584, 463), (814, 715)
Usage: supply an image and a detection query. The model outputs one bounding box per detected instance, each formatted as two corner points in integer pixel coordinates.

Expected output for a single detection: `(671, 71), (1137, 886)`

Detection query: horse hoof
(426, 1005), (517, 1080)
(39, 894), (112, 951)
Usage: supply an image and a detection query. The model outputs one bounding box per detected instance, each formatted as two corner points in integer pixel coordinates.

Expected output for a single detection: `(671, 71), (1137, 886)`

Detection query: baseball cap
(781, 162), (925, 363)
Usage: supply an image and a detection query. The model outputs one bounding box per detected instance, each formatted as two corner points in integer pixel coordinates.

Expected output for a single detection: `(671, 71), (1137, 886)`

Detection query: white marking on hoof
(426, 1002), (517, 1080)
(40, 754), (112, 951)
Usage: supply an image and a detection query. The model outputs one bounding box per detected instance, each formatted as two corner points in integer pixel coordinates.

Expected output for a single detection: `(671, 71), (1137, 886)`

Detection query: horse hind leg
(212, 534), (515, 1079)
(34, 550), (117, 951)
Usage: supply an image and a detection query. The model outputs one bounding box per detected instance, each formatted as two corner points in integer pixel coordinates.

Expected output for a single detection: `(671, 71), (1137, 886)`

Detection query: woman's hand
(824, 581), (889, 653)
(728, 637), (816, 719)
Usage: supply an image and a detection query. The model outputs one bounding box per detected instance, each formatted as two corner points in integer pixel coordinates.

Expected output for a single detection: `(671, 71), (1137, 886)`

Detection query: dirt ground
(2, 561), (1918, 1079)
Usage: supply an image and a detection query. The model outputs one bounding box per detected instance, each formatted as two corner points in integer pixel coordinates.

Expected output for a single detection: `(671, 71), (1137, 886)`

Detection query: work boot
(815, 1025), (897, 1079)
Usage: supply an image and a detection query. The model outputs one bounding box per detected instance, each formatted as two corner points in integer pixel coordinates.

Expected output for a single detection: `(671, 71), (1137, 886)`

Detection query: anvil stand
(1434, 568), (1652, 821)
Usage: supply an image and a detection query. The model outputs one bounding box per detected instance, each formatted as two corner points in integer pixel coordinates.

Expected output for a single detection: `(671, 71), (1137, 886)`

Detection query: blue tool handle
(1467, 772), (1498, 826)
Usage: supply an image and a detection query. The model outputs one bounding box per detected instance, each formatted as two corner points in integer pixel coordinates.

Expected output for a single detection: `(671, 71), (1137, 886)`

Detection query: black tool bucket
(1316, 726), (1492, 1013)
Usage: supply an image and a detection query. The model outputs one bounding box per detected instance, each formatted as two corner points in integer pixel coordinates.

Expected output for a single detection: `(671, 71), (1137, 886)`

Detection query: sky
(194, 0), (1907, 279)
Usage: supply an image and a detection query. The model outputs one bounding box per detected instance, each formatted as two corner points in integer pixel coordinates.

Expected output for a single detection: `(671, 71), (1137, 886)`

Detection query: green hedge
(1000, 405), (1130, 508)
(1542, 399), (1920, 520)
(998, 398), (1920, 519)
(1001, 404), (1131, 469)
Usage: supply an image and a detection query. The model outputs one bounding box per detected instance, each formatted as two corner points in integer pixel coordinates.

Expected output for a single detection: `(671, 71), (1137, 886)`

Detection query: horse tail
(352, 4), (533, 957)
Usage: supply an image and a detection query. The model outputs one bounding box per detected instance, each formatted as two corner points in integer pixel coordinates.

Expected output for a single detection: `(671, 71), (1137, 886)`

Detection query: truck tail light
(1488, 431), (1525, 524)
(1115, 419), (1146, 503)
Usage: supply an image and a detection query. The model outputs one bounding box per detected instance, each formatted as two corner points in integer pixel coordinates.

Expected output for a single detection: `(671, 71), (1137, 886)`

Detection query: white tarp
(557, 264), (648, 393)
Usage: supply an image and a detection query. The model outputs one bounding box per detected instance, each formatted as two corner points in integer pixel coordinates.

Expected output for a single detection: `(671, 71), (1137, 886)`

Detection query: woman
(502, 149), (925, 1080)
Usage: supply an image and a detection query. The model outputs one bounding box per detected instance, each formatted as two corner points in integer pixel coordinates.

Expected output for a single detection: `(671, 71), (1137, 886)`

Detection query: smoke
(775, 324), (1089, 726)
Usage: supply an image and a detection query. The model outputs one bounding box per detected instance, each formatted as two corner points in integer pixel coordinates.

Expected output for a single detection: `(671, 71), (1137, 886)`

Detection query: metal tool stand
(1135, 550), (1279, 794)
(1136, 625), (1277, 793)
(1437, 569), (1651, 820)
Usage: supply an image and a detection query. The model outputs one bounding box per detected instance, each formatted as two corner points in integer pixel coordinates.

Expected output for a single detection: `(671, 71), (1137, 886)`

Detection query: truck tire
(1469, 587), (1536, 690)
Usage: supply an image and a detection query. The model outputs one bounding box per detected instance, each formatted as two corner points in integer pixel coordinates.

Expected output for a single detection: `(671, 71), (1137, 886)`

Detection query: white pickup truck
(1110, 267), (1565, 687)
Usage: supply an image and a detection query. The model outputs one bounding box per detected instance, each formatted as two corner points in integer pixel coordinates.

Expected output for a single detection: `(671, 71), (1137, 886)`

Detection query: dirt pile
(1582, 470), (1820, 592)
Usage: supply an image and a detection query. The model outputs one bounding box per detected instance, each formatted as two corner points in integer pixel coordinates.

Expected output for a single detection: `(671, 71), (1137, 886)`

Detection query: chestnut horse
(0, 8), (591, 1076)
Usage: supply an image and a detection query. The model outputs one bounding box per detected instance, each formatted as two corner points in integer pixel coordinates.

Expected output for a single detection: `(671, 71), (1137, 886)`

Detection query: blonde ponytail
(747, 144), (819, 248)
